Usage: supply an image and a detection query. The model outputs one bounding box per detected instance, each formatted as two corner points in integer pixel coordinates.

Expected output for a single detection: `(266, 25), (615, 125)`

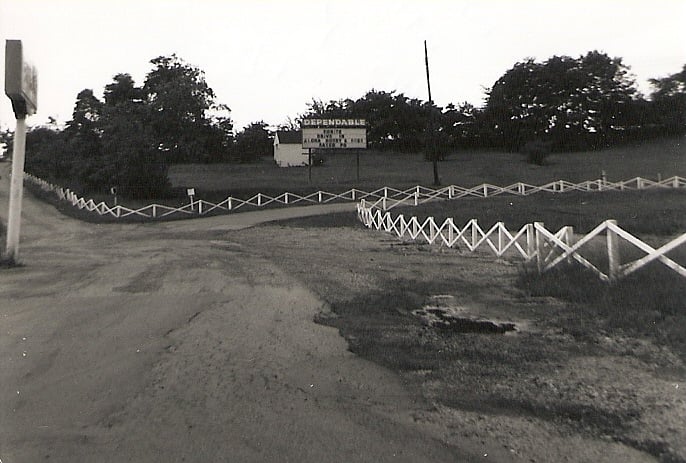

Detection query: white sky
(1, 0), (685, 131)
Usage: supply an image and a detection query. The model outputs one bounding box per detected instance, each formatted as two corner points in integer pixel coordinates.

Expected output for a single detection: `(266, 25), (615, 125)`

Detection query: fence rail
(24, 174), (686, 220)
(357, 201), (686, 282)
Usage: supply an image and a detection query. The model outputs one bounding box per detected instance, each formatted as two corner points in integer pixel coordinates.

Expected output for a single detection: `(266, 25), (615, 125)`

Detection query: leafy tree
(62, 89), (105, 190)
(143, 54), (229, 163)
(484, 51), (638, 152)
(649, 64), (686, 136)
(23, 124), (70, 181)
(234, 121), (272, 163)
(99, 100), (170, 198)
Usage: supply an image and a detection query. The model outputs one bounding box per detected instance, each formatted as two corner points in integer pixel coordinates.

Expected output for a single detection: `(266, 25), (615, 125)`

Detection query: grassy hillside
(168, 136), (685, 197)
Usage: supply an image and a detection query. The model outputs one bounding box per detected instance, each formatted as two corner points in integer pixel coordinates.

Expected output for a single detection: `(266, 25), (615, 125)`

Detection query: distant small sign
(187, 188), (195, 197)
(4, 40), (38, 118)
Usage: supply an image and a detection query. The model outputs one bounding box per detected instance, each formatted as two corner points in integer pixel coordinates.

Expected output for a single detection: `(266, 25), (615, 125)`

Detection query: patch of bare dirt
(236, 223), (686, 462)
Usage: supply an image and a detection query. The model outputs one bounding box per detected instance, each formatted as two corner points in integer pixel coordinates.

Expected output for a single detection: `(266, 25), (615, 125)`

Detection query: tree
(103, 73), (144, 107)
(63, 89), (105, 190)
(234, 121), (272, 163)
(649, 64), (686, 136)
(99, 100), (170, 198)
(143, 54), (231, 163)
(483, 51), (638, 152)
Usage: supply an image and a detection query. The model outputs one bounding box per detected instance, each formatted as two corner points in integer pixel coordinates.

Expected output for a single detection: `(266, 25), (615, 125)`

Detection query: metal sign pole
(5, 116), (27, 261)
(308, 149), (312, 183)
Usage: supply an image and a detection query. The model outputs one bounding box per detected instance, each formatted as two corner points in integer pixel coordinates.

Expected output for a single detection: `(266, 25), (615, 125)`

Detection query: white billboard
(301, 119), (366, 149)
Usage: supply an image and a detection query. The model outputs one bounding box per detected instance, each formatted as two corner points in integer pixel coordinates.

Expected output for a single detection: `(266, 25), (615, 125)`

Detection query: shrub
(521, 139), (553, 165)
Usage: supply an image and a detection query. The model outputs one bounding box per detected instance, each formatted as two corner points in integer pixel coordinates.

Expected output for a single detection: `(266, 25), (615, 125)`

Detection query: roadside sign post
(110, 187), (118, 206)
(3, 40), (37, 263)
(187, 188), (196, 210)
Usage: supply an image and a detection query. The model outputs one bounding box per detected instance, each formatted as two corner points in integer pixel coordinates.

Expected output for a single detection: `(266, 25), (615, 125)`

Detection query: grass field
(168, 136), (686, 198)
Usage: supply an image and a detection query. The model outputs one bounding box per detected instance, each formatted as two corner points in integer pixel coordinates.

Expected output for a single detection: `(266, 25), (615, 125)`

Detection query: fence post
(258, 193), (262, 206)
(446, 218), (454, 246)
(448, 185), (454, 199)
(498, 222), (504, 256)
(607, 219), (620, 283)
(228, 197), (232, 210)
(199, 200), (203, 215)
(526, 223), (535, 260)
(565, 226), (574, 264)
(318, 191), (322, 203)
(152, 204), (157, 218)
(351, 189), (356, 201)
(472, 219), (479, 249)
(382, 196), (387, 211)
(534, 222), (544, 273)
(414, 190), (418, 206)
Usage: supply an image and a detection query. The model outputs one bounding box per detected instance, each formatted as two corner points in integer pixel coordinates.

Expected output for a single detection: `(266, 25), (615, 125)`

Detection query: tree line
(2, 51), (684, 197)
(303, 51), (685, 157)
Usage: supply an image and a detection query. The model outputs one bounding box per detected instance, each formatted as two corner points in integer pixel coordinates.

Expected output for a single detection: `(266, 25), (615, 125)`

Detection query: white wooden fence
(24, 173), (686, 220)
(357, 200), (686, 282)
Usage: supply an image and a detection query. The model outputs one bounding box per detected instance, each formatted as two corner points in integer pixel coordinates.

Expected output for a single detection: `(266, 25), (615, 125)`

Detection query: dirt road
(0, 163), (486, 462)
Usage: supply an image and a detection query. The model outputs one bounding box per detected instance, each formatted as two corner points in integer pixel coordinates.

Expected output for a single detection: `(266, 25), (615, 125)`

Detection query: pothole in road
(413, 295), (519, 334)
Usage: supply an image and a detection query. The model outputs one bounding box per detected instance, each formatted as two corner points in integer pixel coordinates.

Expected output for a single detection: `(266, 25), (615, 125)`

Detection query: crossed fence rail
(356, 199), (686, 282)
(22, 172), (686, 281)
(24, 173), (686, 220)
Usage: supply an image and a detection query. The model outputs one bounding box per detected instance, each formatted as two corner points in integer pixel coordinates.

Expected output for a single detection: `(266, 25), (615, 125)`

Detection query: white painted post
(4, 117), (27, 262)
(534, 222), (544, 273)
(152, 204), (157, 218)
(448, 185), (453, 199)
(498, 222), (504, 255)
(351, 189), (356, 201)
(414, 191), (418, 206)
(382, 196), (387, 211)
(228, 197), (233, 210)
(518, 183), (525, 195)
(318, 191), (322, 203)
(446, 218), (454, 246)
(258, 193), (262, 206)
(284, 192), (289, 204)
(565, 226), (574, 264)
(526, 223), (535, 260)
(483, 185), (488, 197)
(198, 200), (203, 215)
(607, 220), (620, 283)
(472, 219), (479, 249)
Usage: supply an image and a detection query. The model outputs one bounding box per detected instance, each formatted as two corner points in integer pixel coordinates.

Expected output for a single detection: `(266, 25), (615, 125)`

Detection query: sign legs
(4, 117), (27, 262)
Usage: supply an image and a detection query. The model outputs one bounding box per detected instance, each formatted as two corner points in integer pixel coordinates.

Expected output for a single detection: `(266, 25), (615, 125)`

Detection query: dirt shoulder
(233, 221), (685, 463)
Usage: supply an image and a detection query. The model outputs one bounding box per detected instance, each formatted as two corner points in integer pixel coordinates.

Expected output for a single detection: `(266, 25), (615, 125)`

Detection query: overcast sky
(1, 0), (685, 131)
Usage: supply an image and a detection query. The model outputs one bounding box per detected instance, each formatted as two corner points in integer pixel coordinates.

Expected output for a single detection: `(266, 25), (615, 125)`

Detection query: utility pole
(424, 40), (440, 186)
